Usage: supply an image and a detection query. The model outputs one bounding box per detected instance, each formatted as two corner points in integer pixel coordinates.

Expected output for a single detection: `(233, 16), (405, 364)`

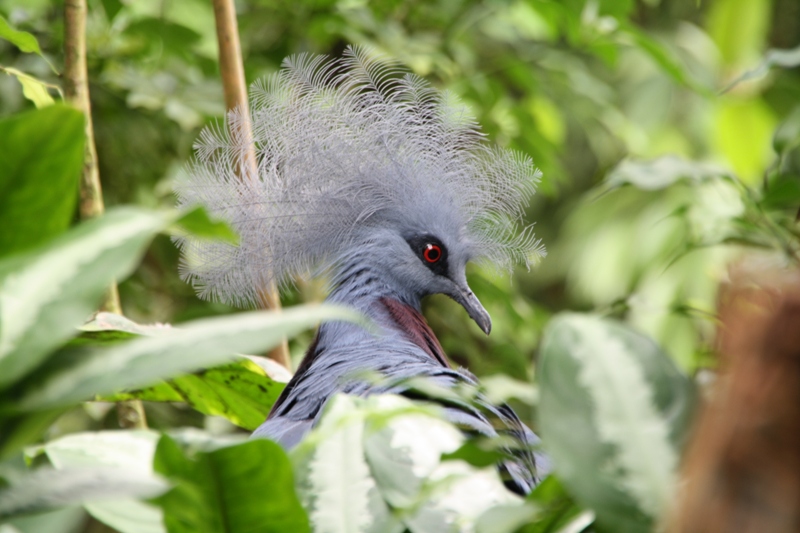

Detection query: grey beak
(449, 283), (492, 335)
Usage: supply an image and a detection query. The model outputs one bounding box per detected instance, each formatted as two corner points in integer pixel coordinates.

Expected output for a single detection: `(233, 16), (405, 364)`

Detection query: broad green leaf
(0, 207), (170, 390)
(619, 25), (709, 95)
(538, 313), (695, 533)
(773, 106), (800, 155)
(475, 476), (590, 533)
(0, 409), (66, 461)
(106, 358), (286, 430)
(605, 155), (728, 191)
(0, 16), (42, 55)
(762, 174), (800, 211)
(152, 435), (309, 533)
(35, 430), (164, 533)
(0, 105), (83, 258)
(441, 440), (508, 469)
(2, 68), (55, 108)
(171, 206), (238, 245)
(11, 304), (354, 412)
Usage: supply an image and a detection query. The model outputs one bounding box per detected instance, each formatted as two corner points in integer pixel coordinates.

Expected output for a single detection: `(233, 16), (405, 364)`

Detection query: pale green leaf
(539, 313), (695, 533)
(0, 207), (170, 390)
(36, 430), (164, 533)
(0, 467), (167, 519)
(605, 155), (728, 191)
(12, 304), (355, 411)
(2, 68), (55, 107)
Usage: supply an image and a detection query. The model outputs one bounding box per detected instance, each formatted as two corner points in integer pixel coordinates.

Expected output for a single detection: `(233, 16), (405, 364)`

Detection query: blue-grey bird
(175, 47), (550, 493)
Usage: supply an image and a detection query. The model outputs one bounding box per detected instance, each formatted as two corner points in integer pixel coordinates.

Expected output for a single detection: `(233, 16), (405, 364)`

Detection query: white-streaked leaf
(722, 44), (800, 92)
(0, 207), (171, 390)
(0, 505), (85, 533)
(294, 394), (519, 533)
(0, 467), (167, 518)
(13, 305), (357, 411)
(538, 313), (694, 533)
(300, 395), (391, 533)
(605, 155), (728, 191)
(34, 430), (164, 533)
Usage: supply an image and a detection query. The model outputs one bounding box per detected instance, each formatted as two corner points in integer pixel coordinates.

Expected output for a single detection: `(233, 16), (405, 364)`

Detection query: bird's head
(350, 220), (491, 333)
(175, 46), (544, 320)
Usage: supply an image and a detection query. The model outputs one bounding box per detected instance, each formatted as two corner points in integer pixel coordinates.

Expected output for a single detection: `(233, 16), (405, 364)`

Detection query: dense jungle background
(1, 0), (799, 532)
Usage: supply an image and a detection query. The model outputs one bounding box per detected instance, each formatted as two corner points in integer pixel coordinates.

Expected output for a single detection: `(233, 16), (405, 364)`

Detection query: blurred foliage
(1, 0), (799, 531)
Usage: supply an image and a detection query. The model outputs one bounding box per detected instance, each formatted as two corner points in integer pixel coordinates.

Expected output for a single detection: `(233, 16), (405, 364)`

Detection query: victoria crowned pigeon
(175, 46), (550, 494)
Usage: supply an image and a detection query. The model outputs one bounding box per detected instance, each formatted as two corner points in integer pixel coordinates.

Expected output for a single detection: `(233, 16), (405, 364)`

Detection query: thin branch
(64, 0), (147, 429)
(212, 0), (290, 369)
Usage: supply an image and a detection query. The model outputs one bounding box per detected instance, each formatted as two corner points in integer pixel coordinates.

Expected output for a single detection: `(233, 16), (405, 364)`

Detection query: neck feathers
(378, 297), (449, 368)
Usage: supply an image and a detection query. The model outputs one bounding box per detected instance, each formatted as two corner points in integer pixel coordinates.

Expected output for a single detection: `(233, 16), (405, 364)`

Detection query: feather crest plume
(176, 46), (544, 307)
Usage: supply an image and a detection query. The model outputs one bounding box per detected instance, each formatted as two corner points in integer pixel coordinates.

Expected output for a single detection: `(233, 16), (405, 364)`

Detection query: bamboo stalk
(211, 0), (290, 369)
(64, 0), (147, 429)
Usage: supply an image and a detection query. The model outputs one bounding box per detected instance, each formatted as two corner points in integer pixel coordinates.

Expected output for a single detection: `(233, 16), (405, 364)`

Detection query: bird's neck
(320, 261), (449, 368)
(327, 260), (421, 315)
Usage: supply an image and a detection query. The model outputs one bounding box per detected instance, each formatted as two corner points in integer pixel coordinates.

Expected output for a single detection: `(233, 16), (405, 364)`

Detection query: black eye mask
(404, 234), (449, 277)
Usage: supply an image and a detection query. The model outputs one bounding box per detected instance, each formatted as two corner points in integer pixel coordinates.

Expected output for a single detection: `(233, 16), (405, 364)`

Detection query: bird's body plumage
(254, 257), (549, 492)
(176, 47), (549, 493)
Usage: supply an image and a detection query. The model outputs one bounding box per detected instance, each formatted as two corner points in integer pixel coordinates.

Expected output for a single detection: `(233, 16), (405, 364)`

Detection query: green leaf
(440, 440), (508, 469)
(10, 304), (355, 412)
(36, 430), (165, 533)
(762, 174), (800, 211)
(152, 435), (310, 533)
(0, 207), (170, 390)
(773, 106), (800, 155)
(0, 16), (42, 55)
(475, 476), (588, 533)
(714, 97), (777, 183)
(619, 25), (709, 95)
(171, 206), (238, 245)
(538, 313), (695, 533)
(0, 105), (84, 258)
(707, 0), (771, 68)
(0, 409), (67, 461)
(106, 358), (286, 430)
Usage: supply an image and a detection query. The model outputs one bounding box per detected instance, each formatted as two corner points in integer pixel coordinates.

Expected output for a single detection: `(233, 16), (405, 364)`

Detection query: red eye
(423, 244), (441, 263)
